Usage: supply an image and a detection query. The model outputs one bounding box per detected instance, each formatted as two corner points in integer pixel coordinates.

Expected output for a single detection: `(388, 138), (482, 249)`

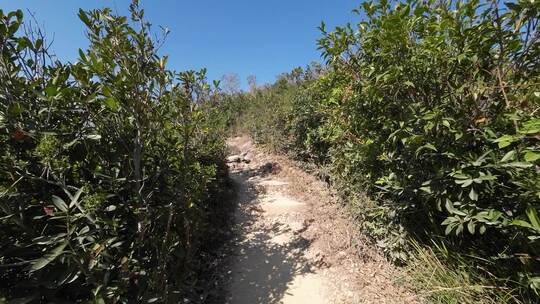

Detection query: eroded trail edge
(224, 136), (417, 304)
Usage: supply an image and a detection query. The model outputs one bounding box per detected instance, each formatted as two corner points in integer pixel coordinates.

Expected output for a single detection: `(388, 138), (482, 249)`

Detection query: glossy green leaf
(524, 151), (540, 162)
(52, 196), (68, 212)
(31, 242), (68, 271)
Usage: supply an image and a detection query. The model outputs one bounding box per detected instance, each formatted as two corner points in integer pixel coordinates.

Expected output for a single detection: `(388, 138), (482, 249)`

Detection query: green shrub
(317, 0), (539, 297)
(0, 3), (227, 302)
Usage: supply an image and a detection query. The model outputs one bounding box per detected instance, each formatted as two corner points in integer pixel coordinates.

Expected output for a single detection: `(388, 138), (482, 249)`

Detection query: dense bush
(224, 0), (540, 301)
(0, 3), (228, 303)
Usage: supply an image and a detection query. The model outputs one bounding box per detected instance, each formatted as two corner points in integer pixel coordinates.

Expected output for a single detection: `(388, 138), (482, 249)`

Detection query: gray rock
(227, 155), (242, 163)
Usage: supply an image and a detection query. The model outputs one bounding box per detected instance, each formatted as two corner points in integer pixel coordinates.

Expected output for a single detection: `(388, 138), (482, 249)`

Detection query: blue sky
(0, 1), (359, 88)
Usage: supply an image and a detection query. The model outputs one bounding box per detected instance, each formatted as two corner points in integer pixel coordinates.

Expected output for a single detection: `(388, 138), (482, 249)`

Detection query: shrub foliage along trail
(1, 3), (228, 302)
(222, 0), (540, 302)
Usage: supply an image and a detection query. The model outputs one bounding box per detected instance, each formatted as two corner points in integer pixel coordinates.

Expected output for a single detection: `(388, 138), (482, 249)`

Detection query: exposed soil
(224, 136), (419, 304)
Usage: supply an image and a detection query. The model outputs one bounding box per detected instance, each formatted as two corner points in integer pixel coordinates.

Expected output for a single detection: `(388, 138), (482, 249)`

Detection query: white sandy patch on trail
(224, 136), (419, 304)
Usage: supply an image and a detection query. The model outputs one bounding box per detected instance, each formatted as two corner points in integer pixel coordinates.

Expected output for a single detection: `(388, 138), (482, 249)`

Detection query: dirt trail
(225, 136), (418, 304)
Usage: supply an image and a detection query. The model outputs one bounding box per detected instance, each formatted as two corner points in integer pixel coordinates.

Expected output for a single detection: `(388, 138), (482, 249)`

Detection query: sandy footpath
(224, 136), (418, 304)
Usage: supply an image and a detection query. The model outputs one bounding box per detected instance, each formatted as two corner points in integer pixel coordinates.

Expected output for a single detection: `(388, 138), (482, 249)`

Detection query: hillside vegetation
(222, 0), (540, 302)
(1, 0), (539, 303)
(1, 3), (229, 303)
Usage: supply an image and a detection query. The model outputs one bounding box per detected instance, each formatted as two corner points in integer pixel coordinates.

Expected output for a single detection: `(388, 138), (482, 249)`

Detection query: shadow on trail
(226, 167), (314, 304)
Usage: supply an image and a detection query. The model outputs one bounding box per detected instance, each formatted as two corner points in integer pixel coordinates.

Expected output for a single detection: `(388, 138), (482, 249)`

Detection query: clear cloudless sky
(0, 0), (360, 88)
